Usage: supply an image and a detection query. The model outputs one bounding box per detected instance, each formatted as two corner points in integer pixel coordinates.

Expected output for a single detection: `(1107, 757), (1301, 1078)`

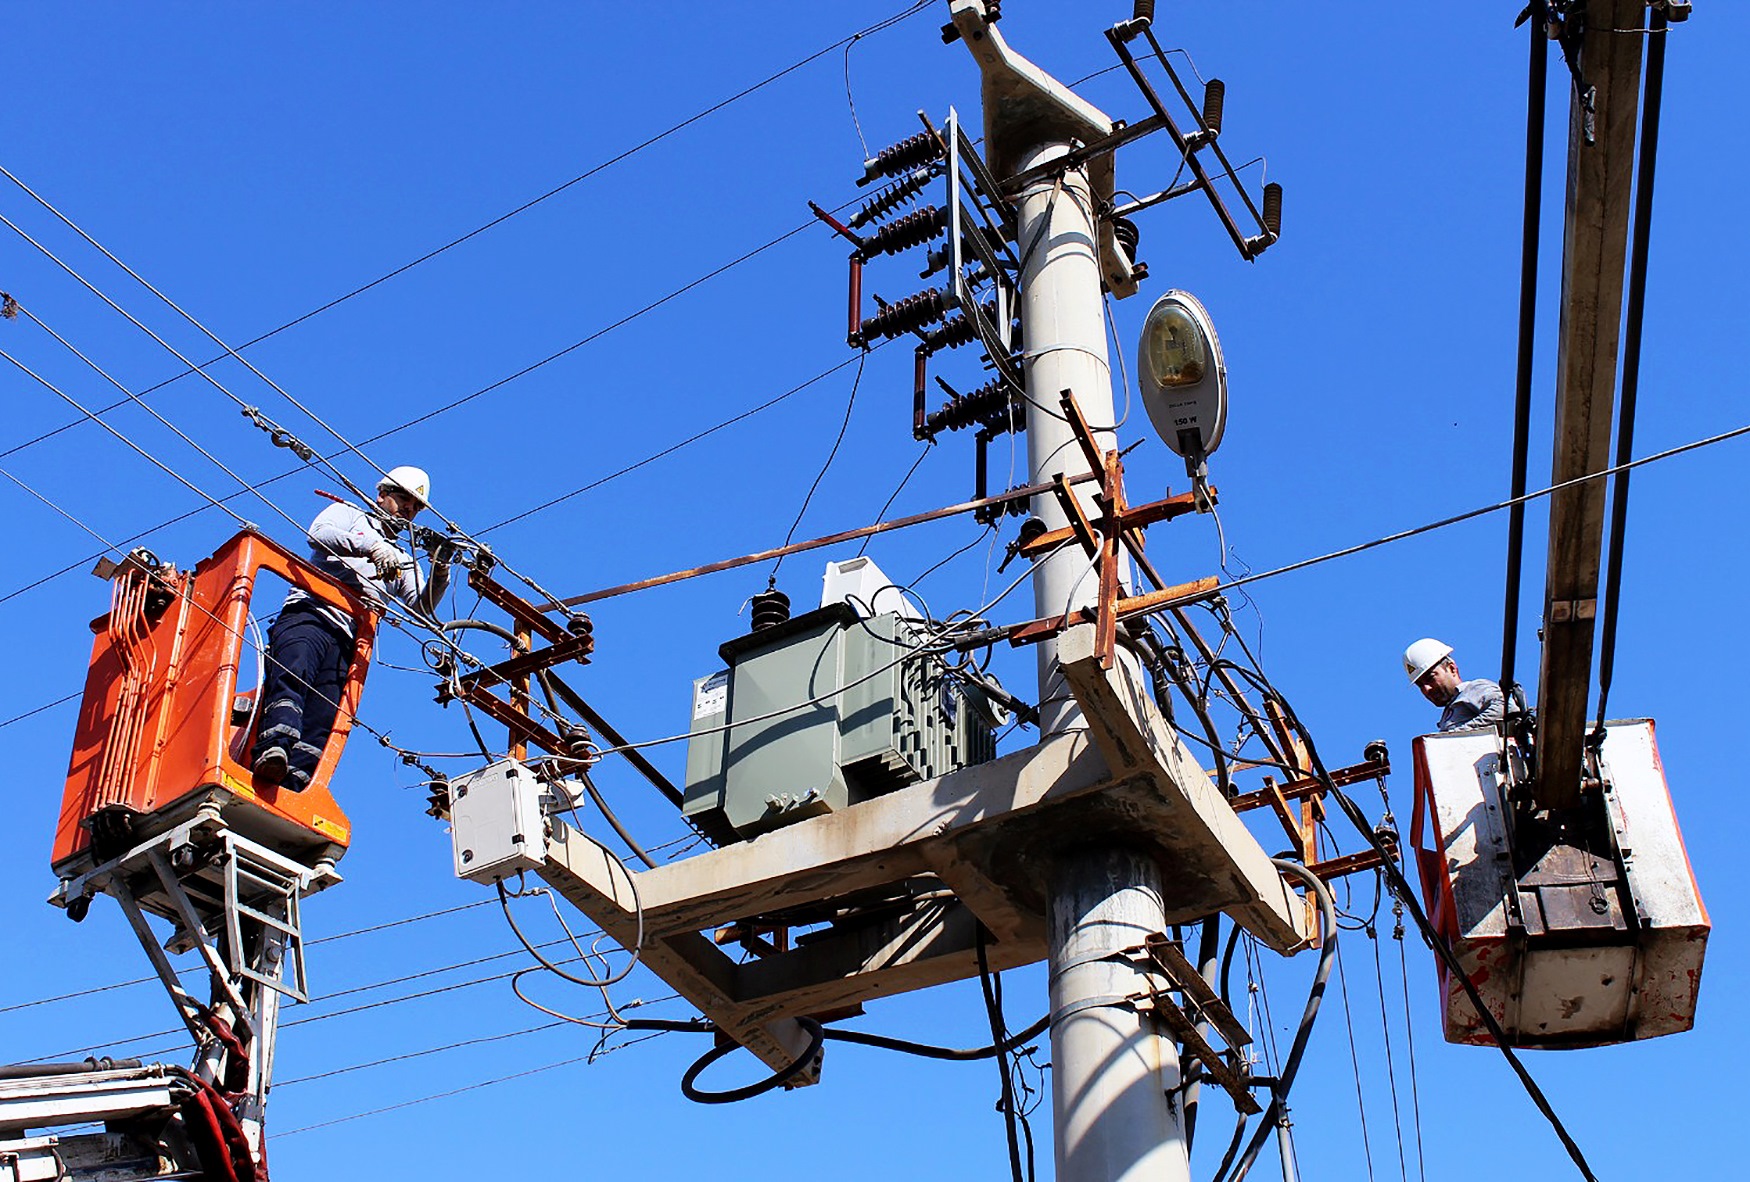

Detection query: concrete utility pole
(951, 5), (1190, 1180)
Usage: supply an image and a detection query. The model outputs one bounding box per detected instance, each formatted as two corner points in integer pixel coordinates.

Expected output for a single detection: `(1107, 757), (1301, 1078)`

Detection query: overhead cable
(275, 1052), (599, 1137)
(0, 199), (882, 614)
(0, 463), (459, 807)
(0, 689), (80, 732)
(771, 351), (866, 578)
(1217, 859), (1335, 1182)
(0, 900), (495, 1016)
(479, 351), (866, 534)
(0, 0), (936, 463)
(0, 209), (574, 620)
(1209, 421), (1750, 601)
(0, 347), (250, 530)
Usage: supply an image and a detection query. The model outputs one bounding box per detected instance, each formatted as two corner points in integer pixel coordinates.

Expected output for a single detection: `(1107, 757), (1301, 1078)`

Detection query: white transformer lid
(820, 556), (923, 621)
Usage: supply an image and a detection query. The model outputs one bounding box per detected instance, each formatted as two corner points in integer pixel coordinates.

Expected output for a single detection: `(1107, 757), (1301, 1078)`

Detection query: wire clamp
(240, 405), (315, 462)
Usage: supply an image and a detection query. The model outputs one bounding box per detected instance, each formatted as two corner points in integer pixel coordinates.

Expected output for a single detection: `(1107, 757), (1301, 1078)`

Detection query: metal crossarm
(1127, 932), (1261, 1115)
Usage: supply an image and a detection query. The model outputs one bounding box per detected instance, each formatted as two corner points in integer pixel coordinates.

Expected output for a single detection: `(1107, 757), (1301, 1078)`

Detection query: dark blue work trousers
(252, 603), (354, 791)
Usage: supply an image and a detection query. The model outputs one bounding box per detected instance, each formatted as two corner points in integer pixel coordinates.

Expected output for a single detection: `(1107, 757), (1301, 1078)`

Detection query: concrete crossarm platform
(538, 734), (1110, 1080)
(1058, 624), (1307, 952)
(537, 626), (1303, 1081)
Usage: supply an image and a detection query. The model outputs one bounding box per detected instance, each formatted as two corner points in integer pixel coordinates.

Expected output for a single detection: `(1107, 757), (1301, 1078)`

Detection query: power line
(0, 346), (250, 530)
(772, 351), (866, 578)
(0, 320), (485, 702)
(4, 196), (606, 622)
(0, 197), (876, 615)
(0, 689), (80, 731)
(479, 352), (865, 534)
(0, 901), (495, 1016)
(275, 1052), (595, 1137)
(1207, 420), (1750, 599)
(6, 831), (698, 1022)
(274, 1022), (566, 1089)
(0, 0), (936, 468)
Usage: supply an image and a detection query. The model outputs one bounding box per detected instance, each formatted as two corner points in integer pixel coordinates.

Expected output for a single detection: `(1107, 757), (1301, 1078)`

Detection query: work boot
(253, 746), (289, 786)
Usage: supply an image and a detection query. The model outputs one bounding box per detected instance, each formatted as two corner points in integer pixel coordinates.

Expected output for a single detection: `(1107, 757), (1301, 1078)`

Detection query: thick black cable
(678, 1018), (825, 1105)
(659, 1006), (1056, 1110)
(1500, 0), (1550, 704)
(820, 1012), (1050, 1062)
(1182, 917), (1223, 1153)
(1219, 860), (1336, 1182)
(1593, 8), (1667, 734)
(976, 928), (1026, 1182)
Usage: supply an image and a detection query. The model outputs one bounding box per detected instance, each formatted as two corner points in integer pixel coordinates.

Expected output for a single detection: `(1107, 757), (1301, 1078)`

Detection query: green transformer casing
(682, 603), (1005, 843)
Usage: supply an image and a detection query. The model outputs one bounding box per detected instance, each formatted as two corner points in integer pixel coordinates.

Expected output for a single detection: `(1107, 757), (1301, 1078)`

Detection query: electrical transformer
(683, 599), (1006, 843)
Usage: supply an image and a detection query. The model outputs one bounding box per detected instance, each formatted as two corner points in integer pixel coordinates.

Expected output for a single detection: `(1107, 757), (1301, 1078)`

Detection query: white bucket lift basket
(1410, 720), (1707, 1048)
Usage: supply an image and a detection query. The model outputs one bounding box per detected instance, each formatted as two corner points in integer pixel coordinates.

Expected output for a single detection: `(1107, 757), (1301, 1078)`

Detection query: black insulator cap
(1110, 216), (1140, 263)
(751, 587), (791, 632)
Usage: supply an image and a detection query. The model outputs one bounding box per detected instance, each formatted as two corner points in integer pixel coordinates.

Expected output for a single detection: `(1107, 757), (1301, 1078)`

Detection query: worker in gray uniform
(1403, 638), (1505, 733)
(252, 465), (451, 790)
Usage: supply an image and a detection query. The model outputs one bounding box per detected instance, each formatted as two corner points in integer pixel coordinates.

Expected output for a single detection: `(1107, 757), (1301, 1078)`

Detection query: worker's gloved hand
(422, 533), (459, 565)
(368, 541), (407, 581)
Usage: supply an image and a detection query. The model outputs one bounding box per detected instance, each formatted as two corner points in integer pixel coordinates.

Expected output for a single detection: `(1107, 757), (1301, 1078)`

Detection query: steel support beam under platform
(533, 623), (1306, 1081)
(1538, 0), (1647, 808)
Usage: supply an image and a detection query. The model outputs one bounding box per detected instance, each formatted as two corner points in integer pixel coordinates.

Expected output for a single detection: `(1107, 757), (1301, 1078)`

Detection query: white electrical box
(820, 556), (923, 621)
(449, 758), (549, 885)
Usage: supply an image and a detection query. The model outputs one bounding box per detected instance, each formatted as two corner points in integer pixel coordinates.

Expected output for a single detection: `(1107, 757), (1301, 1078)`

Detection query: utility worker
(1403, 638), (1505, 733)
(252, 466), (451, 790)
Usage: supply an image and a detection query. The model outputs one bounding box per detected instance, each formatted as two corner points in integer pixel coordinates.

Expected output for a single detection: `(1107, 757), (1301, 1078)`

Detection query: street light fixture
(1135, 290), (1226, 508)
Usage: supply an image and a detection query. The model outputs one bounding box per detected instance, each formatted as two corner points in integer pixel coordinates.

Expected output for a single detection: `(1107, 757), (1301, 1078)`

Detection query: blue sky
(1, 3), (1742, 1178)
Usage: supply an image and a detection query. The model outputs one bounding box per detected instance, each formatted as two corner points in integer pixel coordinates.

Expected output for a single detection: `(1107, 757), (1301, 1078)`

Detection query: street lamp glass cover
(1142, 302), (1208, 388)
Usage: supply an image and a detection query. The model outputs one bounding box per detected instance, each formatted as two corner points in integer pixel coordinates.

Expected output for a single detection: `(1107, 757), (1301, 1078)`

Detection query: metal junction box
(449, 758), (549, 885)
(1410, 721), (1708, 1048)
(683, 603), (1005, 842)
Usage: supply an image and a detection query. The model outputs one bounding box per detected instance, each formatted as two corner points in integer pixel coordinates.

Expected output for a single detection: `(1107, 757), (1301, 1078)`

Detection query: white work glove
(368, 541), (407, 581)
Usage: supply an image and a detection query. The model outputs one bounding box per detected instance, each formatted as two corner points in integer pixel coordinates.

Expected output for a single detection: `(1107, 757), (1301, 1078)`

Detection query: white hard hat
(377, 465), (431, 508)
(1403, 638), (1454, 684)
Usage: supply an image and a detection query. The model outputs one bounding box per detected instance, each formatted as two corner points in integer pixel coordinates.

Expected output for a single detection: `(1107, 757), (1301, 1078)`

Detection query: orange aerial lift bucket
(52, 531), (376, 886)
(1409, 723), (1708, 1048)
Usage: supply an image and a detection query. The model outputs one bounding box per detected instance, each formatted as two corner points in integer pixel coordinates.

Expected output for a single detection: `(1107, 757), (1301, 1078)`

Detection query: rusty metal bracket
(1227, 755), (1391, 813)
(1004, 389), (1220, 663)
(467, 567), (590, 648)
(1307, 841), (1397, 882)
(1127, 932), (1260, 1115)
